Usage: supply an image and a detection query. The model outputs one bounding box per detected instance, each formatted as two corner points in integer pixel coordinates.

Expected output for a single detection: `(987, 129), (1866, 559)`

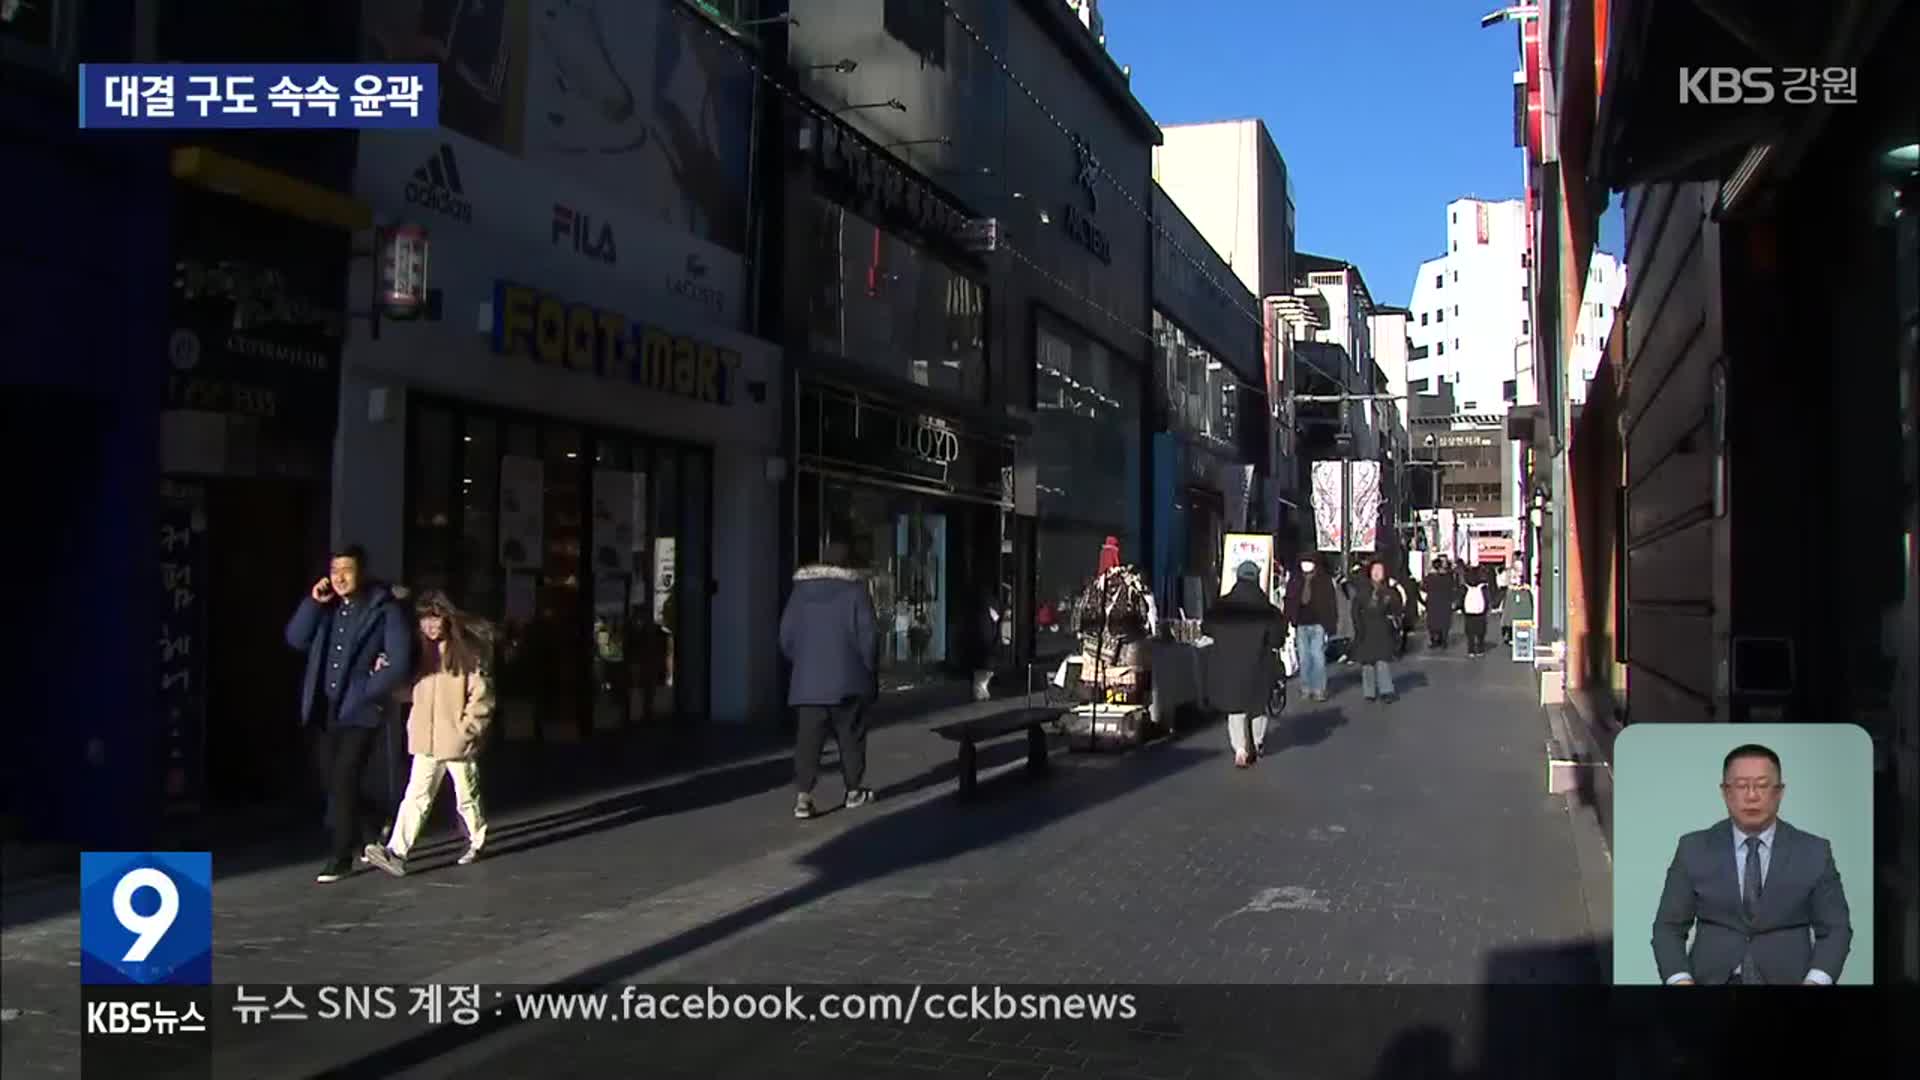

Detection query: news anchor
(1651, 744), (1852, 985)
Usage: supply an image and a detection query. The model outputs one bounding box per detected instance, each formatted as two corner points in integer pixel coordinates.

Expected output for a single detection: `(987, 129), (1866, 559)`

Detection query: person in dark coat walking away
(1422, 557), (1459, 650)
(1205, 562), (1289, 767)
(1282, 554), (1337, 701)
(285, 545), (415, 883)
(779, 541), (879, 819)
(1350, 561), (1404, 703)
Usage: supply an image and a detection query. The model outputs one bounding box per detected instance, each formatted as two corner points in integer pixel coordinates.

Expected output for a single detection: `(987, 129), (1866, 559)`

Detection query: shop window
(1153, 310), (1249, 449)
(808, 196), (986, 401)
(460, 415), (501, 616)
(1030, 314), (1142, 653)
(407, 404), (456, 592)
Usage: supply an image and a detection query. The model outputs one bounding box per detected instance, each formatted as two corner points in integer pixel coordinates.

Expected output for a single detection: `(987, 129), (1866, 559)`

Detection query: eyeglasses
(1722, 781), (1780, 795)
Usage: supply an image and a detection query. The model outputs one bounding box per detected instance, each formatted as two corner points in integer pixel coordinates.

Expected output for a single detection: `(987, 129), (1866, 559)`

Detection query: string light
(672, 2), (1269, 356)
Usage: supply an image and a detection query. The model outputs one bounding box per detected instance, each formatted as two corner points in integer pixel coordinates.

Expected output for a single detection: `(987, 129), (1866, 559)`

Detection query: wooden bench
(931, 707), (1060, 798)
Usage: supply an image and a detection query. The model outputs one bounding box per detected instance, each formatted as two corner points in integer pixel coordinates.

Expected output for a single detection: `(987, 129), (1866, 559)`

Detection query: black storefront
(781, 107), (1025, 692)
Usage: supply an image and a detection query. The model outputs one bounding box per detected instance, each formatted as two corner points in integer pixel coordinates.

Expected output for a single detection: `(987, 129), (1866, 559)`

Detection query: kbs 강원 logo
(80, 852), (213, 985)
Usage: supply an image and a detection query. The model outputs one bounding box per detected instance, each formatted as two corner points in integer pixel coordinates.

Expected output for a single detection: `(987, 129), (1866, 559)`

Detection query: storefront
(782, 107), (1021, 691)
(1029, 308), (1148, 658)
(341, 128), (783, 742)
(1148, 185), (1265, 617)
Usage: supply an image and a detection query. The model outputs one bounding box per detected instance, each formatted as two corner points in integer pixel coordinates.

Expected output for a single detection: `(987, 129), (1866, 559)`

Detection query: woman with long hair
(365, 590), (495, 876)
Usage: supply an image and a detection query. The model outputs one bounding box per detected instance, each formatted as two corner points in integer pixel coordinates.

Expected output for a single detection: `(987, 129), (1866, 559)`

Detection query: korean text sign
(78, 64), (438, 129)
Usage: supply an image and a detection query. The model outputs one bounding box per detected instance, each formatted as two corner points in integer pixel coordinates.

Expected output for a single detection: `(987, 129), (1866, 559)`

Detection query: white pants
(1227, 712), (1269, 757)
(387, 754), (487, 858)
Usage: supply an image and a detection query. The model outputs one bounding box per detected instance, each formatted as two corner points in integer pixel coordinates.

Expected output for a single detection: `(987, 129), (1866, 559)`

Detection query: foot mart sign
(490, 280), (745, 406)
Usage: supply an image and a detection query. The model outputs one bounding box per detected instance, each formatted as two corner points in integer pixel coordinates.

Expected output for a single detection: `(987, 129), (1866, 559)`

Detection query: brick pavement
(1, 649), (1604, 1078)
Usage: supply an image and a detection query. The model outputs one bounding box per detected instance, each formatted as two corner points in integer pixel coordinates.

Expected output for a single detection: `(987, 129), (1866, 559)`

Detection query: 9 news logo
(80, 853), (213, 985)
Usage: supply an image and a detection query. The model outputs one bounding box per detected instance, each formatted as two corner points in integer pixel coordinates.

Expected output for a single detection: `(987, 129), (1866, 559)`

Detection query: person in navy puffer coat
(285, 545), (414, 884)
(779, 542), (878, 820)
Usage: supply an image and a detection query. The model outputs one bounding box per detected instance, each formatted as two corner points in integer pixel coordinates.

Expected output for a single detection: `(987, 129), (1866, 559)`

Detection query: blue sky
(1101, 0), (1624, 308)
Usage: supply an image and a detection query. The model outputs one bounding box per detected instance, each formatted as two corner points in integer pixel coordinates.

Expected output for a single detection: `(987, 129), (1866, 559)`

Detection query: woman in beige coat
(365, 590), (495, 876)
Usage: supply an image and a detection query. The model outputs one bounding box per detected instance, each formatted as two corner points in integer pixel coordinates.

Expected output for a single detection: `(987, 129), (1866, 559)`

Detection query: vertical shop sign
(157, 483), (208, 813)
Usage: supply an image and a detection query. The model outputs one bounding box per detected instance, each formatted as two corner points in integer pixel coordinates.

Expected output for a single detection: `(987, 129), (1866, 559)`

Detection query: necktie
(1741, 836), (1764, 985)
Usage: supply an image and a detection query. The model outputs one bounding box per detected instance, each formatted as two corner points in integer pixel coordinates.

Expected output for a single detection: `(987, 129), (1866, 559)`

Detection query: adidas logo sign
(403, 144), (473, 224)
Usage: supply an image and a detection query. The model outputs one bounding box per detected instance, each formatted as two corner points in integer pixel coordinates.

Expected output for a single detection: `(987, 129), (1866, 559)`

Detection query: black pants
(1464, 614), (1489, 654)
(315, 726), (380, 865)
(794, 701), (868, 794)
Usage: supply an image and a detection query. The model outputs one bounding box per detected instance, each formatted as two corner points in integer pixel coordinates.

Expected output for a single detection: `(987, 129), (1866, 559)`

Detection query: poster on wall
(653, 538), (677, 624)
(499, 454), (545, 569)
(1311, 461), (1344, 552)
(590, 469), (637, 575)
(1220, 533), (1273, 597)
(362, 0), (754, 256)
(1349, 460), (1382, 553)
(157, 482), (207, 815)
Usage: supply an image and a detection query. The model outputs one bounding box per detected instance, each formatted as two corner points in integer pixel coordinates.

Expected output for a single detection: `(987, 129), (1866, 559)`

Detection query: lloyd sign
(490, 281), (746, 406)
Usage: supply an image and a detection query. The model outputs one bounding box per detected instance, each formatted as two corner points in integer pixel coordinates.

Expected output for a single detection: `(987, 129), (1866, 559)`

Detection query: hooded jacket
(779, 564), (879, 706)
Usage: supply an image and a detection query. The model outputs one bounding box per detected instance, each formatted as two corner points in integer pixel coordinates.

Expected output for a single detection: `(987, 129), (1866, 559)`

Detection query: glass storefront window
(799, 473), (1007, 691)
(807, 196), (987, 401)
(1030, 314), (1144, 655)
(1155, 309), (1252, 451)
(405, 397), (710, 743)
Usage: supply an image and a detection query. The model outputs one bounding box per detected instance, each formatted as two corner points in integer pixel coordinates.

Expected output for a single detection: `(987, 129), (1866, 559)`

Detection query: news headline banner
(77, 64), (438, 129)
(77, 984), (1916, 1079)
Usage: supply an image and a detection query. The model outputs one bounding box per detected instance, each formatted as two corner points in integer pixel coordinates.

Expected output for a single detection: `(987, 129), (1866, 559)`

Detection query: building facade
(1552, 0), (1918, 980)
(777, 0), (1160, 678)
(1149, 183), (1265, 617)
(1150, 118), (1297, 300)
(3, 1), (172, 847)
(337, 0), (784, 750)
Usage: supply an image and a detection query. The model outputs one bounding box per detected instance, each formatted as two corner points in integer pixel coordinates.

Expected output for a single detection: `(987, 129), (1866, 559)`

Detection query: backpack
(1464, 583), (1488, 615)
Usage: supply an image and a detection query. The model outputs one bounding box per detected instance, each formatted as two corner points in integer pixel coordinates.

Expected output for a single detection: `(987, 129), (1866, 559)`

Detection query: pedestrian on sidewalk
(1422, 557), (1459, 650)
(365, 591), (495, 877)
(1205, 561), (1289, 768)
(1351, 561), (1404, 704)
(1282, 554), (1336, 701)
(285, 545), (414, 884)
(1462, 567), (1493, 657)
(780, 541), (879, 819)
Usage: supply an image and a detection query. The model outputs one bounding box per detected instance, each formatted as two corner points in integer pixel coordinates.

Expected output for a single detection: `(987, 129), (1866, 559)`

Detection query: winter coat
(1421, 572), (1458, 633)
(285, 583), (414, 729)
(779, 564), (879, 706)
(405, 650), (496, 761)
(1282, 571), (1338, 630)
(1350, 582), (1404, 665)
(1202, 580), (1288, 714)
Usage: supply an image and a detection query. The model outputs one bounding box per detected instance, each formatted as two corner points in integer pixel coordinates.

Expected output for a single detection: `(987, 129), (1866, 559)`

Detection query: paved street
(2, 644), (1605, 1078)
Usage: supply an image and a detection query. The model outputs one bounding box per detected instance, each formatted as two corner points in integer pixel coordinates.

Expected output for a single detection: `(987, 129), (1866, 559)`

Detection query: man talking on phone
(285, 545), (414, 883)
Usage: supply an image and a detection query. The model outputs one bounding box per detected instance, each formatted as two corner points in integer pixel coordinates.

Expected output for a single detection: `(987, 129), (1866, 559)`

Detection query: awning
(1591, 0), (1909, 208)
(171, 147), (371, 232)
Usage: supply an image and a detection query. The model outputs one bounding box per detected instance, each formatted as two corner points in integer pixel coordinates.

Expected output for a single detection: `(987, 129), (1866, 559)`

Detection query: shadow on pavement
(1263, 706), (1351, 754)
(324, 739), (1216, 1075)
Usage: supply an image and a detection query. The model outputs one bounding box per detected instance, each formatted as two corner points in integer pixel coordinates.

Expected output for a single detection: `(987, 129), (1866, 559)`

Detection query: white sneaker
(794, 793), (816, 820)
(456, 847), (481, 866)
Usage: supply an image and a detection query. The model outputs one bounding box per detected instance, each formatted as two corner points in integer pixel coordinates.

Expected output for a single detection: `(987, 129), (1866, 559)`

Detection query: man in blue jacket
(285, 545), (414, 883)
(779, 542), (878, 820)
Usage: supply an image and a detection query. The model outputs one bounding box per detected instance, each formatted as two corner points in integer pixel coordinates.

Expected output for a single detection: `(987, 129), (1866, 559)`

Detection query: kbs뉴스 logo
(79, 852), (213, 985)
(404, 143), (474, 224)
